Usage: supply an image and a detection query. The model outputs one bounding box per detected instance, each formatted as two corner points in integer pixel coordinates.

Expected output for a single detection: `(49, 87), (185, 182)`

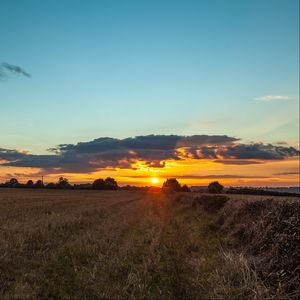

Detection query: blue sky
(0, 0), (299, 154)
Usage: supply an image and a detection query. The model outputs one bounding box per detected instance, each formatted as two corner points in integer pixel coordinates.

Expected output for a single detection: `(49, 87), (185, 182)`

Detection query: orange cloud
(1, 135), (299, 187)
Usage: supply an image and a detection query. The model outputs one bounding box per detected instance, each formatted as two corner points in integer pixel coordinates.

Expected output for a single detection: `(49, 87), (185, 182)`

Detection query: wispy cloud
(273, 171), (300, 176)
(0, 62), (31, 79)
(213, 159), (263, 165)
(253, 95), (289, 101)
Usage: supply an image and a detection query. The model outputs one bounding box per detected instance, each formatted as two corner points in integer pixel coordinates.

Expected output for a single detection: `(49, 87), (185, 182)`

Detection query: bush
(207, 181), (224, 193)
(181, 184), (191, 192)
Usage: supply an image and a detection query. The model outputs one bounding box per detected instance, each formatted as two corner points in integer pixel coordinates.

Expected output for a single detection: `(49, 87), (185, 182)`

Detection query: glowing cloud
(0, 135), (298, 175)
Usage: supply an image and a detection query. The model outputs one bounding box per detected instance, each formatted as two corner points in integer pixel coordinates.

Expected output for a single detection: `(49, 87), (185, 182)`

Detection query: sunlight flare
(151, 177), (159, 184)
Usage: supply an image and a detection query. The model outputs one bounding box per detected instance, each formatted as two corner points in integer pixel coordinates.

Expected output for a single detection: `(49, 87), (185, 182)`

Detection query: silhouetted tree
(105, 177), (118, 190)
(162, 178), (181, 192)
(181, 184), (191, 192)
(93, 178), (118, 190)
(57, 177), (71, 189)
(73, 183), (92, 190)
(207, 181), (224, 194)
(93, 178), (106, 190)
(26, 180), (34, 188)
(8, 178), (19, 187)
(35, 180), (44, 188)
(46, 182), (56, 189)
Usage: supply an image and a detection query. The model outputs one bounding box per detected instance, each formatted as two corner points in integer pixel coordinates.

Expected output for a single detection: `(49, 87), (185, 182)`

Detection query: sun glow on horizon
(1, 156), (299, 187)
(151, 177), (159, 184)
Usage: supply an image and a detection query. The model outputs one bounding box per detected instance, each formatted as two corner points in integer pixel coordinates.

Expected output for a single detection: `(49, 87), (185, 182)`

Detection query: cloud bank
(0, 135), (299, 174)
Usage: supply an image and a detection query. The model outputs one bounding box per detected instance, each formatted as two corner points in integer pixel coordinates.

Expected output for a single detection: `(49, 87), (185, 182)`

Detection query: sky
(0, 0), (299, 186)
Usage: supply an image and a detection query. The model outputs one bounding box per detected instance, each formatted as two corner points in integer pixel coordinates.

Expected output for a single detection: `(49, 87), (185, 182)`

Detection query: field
(0, 189), (299, 299)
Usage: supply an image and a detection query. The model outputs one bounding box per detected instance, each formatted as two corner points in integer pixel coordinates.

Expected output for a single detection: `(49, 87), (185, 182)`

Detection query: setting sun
(151, 177), (159, 184)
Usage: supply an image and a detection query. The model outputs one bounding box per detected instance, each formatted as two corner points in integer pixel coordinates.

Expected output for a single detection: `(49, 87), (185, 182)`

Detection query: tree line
(161, 178), (224, 193)
(0, 176), (118, 190)
(0, 177), (224, 193)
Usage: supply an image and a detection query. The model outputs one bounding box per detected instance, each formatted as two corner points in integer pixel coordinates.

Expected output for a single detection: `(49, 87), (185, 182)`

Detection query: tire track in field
(106, 192), (195, 299)
(131, 193), (215, 299)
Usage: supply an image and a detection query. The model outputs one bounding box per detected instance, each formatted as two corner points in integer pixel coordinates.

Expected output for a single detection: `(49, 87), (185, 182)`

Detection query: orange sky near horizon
(1, 157), (299, 187)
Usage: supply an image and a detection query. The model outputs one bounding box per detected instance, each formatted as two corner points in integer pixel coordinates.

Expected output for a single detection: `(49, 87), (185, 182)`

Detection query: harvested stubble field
(0, 189), (299, 299)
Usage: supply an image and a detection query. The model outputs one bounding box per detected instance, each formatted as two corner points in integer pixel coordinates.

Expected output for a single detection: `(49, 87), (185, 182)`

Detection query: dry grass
(0, 189), (299, 299)
(170, 192), (300, 299)
(205, 250), (271, 299)
(220, 197), (300, 298)
(0, 189), (223, 299)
